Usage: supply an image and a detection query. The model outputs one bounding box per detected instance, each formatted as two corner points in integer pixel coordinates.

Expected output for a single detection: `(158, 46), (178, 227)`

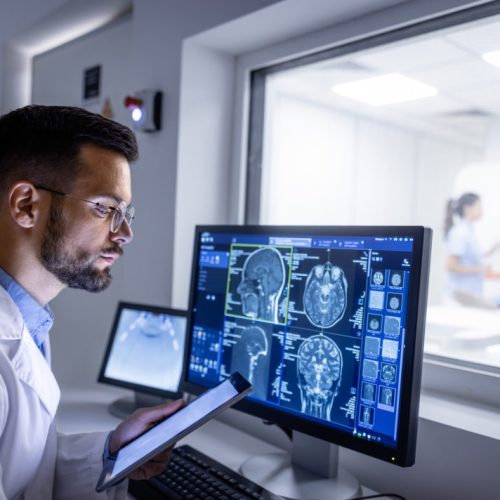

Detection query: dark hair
(0, 105), (138, 197)
(444, 192), (480, 237)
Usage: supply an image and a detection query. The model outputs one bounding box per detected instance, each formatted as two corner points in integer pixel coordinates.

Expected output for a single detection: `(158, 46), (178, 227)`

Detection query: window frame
(243, 0), (500, 402)
(245, 1), (500, 223)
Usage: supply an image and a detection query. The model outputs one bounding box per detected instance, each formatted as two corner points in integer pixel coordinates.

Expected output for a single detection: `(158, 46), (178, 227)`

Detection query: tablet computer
(95, 372), (252, 492)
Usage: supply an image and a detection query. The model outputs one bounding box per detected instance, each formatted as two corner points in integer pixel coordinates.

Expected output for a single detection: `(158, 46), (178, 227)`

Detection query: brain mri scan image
(389, 270), (404, 288)
(371, 270), (385, 286)
(368, 290), (385, 310)
(382, 339), (399, 360)
(230, 324), (271, 399)
(361, 405), (374, 426)
(384, 316), (401, 336)
(379, 386), (395, 407)
(367, 314), (382, 333)
(297, 335), (343, 421)
(364, 337), (380, 357)
(303, 262), (348, 328)
(387, 293), (402, 312)
(362, 359), (379, 380)
(236, 247), (285, 323)
(243, 326), (269, 384)
(381, 363), (397, 383)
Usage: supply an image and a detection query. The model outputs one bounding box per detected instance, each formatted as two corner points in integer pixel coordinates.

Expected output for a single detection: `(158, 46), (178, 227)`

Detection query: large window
(247, 6), (500, 369)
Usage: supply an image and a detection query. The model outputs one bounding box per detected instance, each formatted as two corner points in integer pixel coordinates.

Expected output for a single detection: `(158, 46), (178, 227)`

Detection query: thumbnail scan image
(297, 334), (343, 421)
(226, 245), (291, 324)
(303, 262), (348, 328)
(371, 269), (385, 286)
(229, 323), (272, 399)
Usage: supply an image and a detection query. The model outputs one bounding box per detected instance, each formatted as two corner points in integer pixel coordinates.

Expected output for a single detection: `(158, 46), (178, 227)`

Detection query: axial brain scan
(372, 270), (385, 286)
(297, 335), (343, 421)
(303, 262), (347, 328)
(236, 247), (285, 322)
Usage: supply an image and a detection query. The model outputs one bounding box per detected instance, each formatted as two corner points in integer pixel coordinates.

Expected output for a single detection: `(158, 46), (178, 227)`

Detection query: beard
(40, 199), (121, 292)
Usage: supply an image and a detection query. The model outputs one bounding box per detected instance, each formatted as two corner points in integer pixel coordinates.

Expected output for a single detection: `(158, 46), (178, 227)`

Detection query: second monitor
(98, 302), (188, 417)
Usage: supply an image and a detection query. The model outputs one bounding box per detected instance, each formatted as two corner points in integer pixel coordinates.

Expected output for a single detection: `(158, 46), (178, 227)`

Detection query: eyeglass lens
(111, 206), (134, 233)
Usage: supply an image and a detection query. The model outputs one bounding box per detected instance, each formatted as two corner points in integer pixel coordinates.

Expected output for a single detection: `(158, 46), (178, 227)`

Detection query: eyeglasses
(35, 185), (135, 233)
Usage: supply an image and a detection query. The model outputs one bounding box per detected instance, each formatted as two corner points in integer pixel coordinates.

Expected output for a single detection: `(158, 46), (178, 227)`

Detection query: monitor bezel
(181, 225), (432, 466)
(98, 301), (188, 399)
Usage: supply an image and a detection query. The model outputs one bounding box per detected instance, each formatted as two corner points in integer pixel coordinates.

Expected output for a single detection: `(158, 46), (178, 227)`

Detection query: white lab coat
(0, 287), (127, 500)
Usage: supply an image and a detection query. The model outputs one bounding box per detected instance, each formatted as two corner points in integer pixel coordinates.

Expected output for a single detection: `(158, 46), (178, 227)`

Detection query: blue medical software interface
(187, 231), (414, 448)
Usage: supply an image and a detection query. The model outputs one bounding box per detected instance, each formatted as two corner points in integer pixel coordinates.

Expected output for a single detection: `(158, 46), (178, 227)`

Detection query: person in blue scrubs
(444, 192), (498, 306)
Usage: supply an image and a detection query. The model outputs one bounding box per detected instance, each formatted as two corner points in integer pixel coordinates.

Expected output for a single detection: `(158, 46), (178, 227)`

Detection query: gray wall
(29, 0), (280, 391)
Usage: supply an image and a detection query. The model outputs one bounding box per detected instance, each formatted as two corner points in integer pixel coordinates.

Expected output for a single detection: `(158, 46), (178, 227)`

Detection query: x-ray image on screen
(360, 405), (375, 426)
(379, 386), (395, 409)
(361, 382), (376, 403)
(225, 245), (291, 325)
(303, 263), (348, 328)
(364, 336), (380, 358)
(381, 363), (397, 384)
(287, 247), (368, 336)
(371, 269), (385, 287)
(387, 293), (403, 312)
(225, 321), (273, 399)
(367, 314), (382, 333)
(384, 316), (401, 337)
(297, 334), (343, 421)
(272, 331), (360, 428)
(389, 270), (404, 288)
(103, 308), (186, 392)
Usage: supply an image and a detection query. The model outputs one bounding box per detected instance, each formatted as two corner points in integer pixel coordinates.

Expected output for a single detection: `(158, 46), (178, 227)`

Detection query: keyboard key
(146, 445), (283, 500)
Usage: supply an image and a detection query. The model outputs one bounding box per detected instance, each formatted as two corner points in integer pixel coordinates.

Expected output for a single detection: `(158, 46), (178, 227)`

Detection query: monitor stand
(240, 431), (360, 500)
(108, 391), (168, 419)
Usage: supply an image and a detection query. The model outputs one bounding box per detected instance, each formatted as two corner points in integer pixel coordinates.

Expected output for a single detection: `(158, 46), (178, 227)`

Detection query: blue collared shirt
(0, 267), (114, 460)
(0, 266), (53, 355)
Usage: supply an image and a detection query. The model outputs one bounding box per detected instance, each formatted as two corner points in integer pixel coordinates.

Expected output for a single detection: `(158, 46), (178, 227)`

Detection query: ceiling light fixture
(482, 49), (500, 69)
(331, 72), (437, 106)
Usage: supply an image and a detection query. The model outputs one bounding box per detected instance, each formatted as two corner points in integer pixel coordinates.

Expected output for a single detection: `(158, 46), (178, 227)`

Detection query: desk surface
(56, 387), (381, 499)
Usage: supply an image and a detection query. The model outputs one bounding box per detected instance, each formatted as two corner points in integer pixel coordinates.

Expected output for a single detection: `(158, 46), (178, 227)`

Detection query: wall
(28, 0), (280, 390)
(259, 93), (482, 303)
(31, 17), (134, 390)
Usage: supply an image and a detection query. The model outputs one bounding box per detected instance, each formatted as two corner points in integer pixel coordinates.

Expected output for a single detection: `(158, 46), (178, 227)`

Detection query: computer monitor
(182, 225), (431, 498)
(98, 301), (188, 417)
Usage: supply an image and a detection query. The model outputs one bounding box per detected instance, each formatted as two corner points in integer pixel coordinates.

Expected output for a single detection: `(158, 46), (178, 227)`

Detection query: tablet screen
(96, 372), (251, 491)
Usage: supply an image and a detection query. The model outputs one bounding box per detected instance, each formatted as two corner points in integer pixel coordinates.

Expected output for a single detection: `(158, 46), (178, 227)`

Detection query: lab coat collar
(0, 287), (60, 418)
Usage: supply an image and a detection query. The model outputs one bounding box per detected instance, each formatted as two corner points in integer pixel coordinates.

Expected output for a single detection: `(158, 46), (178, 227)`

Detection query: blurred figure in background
(444, 192), (499, 308)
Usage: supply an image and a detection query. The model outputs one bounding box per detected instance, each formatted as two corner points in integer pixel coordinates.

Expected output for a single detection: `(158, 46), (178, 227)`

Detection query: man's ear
(8, 182), (45, 229)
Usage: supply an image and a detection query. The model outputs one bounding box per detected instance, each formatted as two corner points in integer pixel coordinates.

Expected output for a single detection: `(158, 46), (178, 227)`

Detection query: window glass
(254, 15), (500, 369)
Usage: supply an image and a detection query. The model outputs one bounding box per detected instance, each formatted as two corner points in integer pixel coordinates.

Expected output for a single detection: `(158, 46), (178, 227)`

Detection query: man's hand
(109, 398), (185, 480)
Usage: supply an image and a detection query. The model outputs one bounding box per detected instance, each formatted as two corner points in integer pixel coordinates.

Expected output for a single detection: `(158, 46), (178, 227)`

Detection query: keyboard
(128, 444), (284, 500)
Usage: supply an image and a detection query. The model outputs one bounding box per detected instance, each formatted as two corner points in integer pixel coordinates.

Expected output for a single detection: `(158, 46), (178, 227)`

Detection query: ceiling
(271, 13), (500, 146)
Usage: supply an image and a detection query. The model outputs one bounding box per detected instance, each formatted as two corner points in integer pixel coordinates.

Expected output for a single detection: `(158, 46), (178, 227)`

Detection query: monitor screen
(182, 226), (431, 466)
(99, 302), (188, 398)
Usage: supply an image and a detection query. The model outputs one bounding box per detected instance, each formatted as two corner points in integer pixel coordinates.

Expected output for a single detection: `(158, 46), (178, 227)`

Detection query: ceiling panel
(409, 59), (500, 91)
(445, 17), (500, 56)
(352, 37), (469, 73)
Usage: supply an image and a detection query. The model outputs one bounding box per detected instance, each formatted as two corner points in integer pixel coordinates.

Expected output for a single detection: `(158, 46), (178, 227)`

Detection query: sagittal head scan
(237, 247), (285, 322)
(243, 326), (268, 385)
(297, 335), (343, 421)
(303, 262), (347, 328)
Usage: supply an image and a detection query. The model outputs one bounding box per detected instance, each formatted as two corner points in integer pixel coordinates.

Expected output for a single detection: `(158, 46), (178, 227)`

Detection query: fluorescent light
(482, 49), (500, 69)
(331, 72), (437, 106)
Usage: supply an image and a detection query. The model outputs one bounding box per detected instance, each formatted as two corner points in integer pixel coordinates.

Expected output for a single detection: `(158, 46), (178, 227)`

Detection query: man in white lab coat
(0, 105), (184, 499)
